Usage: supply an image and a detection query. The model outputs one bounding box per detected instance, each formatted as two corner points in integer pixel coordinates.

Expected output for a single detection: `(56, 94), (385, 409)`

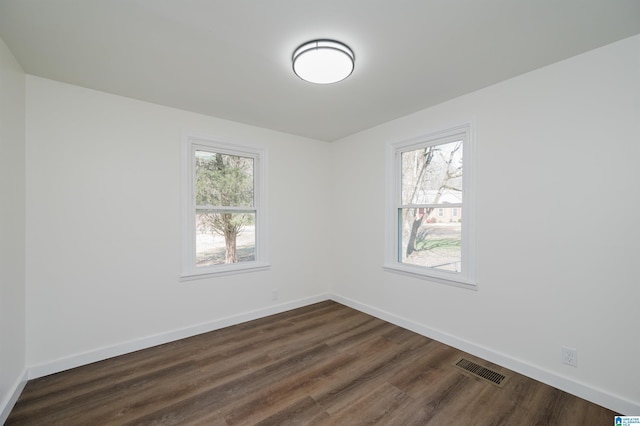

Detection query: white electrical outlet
(561, 346), (577, 367)
(272, 289), (279, 301)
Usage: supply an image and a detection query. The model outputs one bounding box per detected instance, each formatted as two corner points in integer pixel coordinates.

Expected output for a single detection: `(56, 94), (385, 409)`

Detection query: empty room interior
(1, 1), (639, 424)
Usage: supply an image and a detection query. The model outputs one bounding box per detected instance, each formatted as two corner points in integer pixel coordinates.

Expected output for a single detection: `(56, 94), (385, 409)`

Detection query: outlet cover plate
(561, 346), (577, 367)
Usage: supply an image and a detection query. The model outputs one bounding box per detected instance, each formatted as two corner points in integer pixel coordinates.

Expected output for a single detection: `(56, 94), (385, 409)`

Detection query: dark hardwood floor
(7, 301), (617, 425)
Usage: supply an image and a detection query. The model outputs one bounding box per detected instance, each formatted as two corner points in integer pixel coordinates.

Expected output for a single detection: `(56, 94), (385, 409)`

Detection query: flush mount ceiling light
(292, 39), (355, 84)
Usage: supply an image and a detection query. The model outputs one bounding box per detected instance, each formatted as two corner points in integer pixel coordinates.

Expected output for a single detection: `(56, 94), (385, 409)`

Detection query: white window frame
(384, 123), (476, 289)
(181, 134), (269, 279)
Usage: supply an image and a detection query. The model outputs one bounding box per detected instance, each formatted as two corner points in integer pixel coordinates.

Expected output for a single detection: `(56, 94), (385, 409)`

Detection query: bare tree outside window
(400, 140), (463, 271)
(386, 124), (474, 286)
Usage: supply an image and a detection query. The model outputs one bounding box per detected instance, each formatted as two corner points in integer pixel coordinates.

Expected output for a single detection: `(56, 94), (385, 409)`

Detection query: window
(182, 135), (268, 278)
(385, 124), (475, 288)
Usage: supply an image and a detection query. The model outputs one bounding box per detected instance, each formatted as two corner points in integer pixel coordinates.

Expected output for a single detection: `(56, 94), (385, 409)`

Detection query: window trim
(384, 123), (476, 289)
(181, 134), (269, 280)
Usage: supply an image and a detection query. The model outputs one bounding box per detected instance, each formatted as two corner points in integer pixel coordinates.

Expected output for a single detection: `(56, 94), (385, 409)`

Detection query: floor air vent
(454, 358), (506, 387)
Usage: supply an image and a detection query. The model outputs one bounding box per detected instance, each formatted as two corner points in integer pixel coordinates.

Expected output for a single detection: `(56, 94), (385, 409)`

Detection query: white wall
(24, 76), (331, 371)
(0, 36), (26, 422)
(330, 34), (640, 414)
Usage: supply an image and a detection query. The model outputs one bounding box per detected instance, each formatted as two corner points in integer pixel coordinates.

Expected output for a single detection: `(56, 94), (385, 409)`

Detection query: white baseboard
(330, 293), (640, 416)
(16, 292), (639, 417)
(0, 369), (28, 425)
(27, 293), (330, 380)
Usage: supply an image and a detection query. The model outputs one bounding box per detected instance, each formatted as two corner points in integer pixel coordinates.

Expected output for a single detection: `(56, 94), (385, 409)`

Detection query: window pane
(399, 208), (461, 272)
(196, 211), (256, 266)
(401, 140), (463, 205)
(195, 151), (254, 207)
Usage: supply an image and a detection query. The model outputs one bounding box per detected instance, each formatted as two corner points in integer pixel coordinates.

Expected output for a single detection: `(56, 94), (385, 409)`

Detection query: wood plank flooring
(7, 301), (618, 425)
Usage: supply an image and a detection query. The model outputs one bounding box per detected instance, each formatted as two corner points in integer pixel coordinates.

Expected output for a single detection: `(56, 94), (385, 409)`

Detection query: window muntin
(182, 136), (268, 278)
(386, 124), (475, 287)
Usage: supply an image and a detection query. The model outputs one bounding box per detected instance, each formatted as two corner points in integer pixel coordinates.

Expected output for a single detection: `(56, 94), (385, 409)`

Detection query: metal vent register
(454, 358), (507, 386)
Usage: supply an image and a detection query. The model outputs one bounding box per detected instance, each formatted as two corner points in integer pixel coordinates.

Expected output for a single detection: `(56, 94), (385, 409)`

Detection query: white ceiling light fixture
(292, 39), (355, 84)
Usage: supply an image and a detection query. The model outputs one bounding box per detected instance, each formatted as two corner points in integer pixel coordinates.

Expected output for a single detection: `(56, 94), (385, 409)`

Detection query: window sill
(181, 262), (271, 281)
(383, 263), (477, 290)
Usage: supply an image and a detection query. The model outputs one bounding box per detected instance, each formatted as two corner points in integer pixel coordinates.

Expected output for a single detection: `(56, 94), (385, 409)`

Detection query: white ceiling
(1, 0), (639, 142)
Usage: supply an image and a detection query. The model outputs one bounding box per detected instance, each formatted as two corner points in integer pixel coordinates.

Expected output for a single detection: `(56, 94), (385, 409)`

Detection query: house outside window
(385, 124), (475, 288)
(181, 135), (268, 279)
